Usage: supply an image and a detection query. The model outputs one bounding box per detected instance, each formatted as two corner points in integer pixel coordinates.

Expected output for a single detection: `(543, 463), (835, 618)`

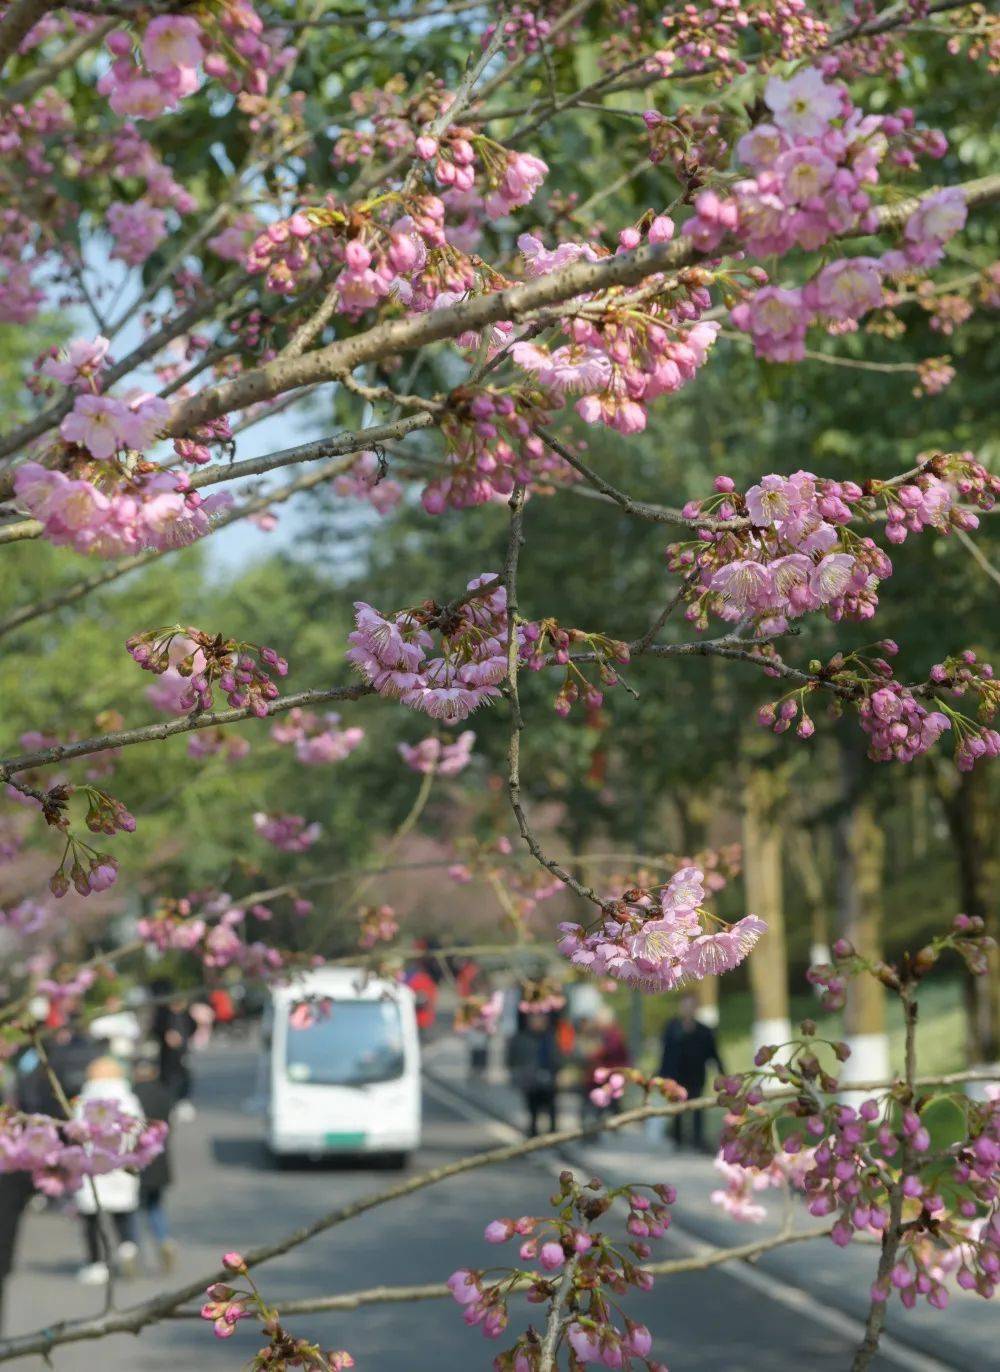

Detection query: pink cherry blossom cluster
(483, 5), (562, 58)
(172, 415), (234, 468)
(252, 812), (321, 853)
(710, 1147), (817, 1223)
(96, 5), (288, 122)
(512, 220), (722, 436)
(245, 198), (441, 313)
(126, 626), (288, 717)
(0, 1100), (166, 1198)
(358, 904), (399, 950)
(397, 730), (475, 775)
(557, 866), (766, 993)
(0, 898), (51, 937)
(28, 781), (131, 900)
(453, 989), (504, 1035)
(331, 451), (403, 515)
(137, 898), (208, 954)
(423, 386), (572, 513)
(517, 977), (567, 1016)
(590, 1066), (689, 1112)
(200, 1251), (355, 1365)
(98, 18), (205, 120)
(415, 129), (548, 218)
(35, 966), (96, 1009)
(449, 1172), (674, 1367)
(136, 895), (287, 980)
(670, 67), (962, 359)
(347, 574), (508, 722)
(107, 199), (168, 267)
(14, 461), (230, 559)
(858, 680), (953, 763)
(648, 0), (839, 84)
(200, 1282), (254, 1341)
(59, 387), (169, 460)
(201, 908), (285, 979)
(721, 1085), (1000, 1311)
(670, 469), (892, 635)
(270, 709), (365, 766)
(929, 651), (1000, 771)
(881, 452), (999, 545)
(519, 617), (631, 717)
(38, 335), (110, 389)
(207, 212), (260, 263)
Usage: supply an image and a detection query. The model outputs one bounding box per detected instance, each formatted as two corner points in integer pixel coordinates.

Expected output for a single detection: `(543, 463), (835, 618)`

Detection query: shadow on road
(210, 1135), (410, 1173)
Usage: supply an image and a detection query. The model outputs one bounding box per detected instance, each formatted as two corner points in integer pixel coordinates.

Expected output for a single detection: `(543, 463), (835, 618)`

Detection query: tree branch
(503, 483), (609, 908)
(0, 453), (360, 640)
(0, 0), (53, 72)
(158, 175), (998, 441)
(202, 1225), (832, 1319)
(0, 684), (374, 780)
(0, 1069), (992, 1363)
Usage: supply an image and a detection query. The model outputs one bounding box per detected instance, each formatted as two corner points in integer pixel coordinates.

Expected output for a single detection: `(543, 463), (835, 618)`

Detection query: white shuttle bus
(263, 968), (421, 1165)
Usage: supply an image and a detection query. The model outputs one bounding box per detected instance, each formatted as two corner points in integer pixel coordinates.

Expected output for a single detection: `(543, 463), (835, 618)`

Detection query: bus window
(286, 1000), (404, 1086)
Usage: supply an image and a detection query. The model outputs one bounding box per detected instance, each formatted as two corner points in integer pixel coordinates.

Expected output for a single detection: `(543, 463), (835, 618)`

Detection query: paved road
(4, 1047), (929, 1370)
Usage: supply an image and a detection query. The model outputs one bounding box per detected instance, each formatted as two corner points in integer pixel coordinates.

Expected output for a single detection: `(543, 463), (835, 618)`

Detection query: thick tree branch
(161, 175), (1000, 441)
(0, 0), (53, 72)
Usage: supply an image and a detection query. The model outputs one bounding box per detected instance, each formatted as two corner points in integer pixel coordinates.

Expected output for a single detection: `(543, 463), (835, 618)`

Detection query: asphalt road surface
(3, 1047), (952, 1371)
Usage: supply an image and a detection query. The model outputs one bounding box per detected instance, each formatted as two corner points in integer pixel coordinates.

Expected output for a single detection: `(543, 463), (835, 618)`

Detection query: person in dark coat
(658, 994), (723, 1150)
(131, 1058), (176, 1270)
(0, 1172), (32, 1332)
(17, 1025), (97, 1117)
(151, 993), (196, 1117)
(507, 1012), (560, 1137)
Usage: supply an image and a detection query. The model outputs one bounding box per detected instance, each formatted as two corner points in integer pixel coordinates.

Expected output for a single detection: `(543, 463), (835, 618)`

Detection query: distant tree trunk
(835, 776), (890, 1085)
(937, 768), (1000, 1068)
(742, 766), (790, 1052)
(789, 825), (830, 967)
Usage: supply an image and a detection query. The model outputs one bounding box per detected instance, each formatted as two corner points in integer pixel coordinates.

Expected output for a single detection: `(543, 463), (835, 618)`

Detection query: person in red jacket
(579, 1005), (630, 1129)
(405, 965), (439, 1033)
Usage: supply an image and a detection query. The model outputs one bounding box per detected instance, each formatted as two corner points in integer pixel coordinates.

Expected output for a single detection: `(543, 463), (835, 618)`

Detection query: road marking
(422, 1073), (958, 1372)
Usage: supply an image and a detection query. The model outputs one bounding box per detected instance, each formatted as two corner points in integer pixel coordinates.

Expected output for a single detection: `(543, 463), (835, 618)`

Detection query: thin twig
(503, 483), (609, 910)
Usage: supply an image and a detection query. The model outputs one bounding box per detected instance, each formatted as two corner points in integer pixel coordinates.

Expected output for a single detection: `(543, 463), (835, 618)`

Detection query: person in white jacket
(72, 1057), (143, 1285)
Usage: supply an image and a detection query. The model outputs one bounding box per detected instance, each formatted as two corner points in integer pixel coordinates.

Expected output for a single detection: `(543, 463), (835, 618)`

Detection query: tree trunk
(938, 768), (1000, 1068)
(836, 786), (890, 1085)
(790, 825), (830, 967)
(742, 766), (790, 1052)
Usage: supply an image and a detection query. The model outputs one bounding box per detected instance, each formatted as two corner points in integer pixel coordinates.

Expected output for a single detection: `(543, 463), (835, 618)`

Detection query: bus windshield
(284, 999), (405, 1086)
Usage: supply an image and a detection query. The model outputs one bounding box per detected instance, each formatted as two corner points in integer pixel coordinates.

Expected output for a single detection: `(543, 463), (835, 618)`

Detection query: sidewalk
(423, 1034), (993, 1372)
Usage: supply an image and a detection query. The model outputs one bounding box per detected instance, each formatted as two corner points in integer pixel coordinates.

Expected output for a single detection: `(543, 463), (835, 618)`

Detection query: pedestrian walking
(208, 986), (236, 1039)
(131, 1058), (176, 1271)
(152, 990), (197, 1121)
(73, 1057), (142, 1285)
(17, 1021), (97, 1116)
(579, 1005), (630, 1131)
(0, 1172), (32, 1332)
(404, 963), (439, 1035)
(507, 1011), (561, 1137)
(658, 994), (723, 1151)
